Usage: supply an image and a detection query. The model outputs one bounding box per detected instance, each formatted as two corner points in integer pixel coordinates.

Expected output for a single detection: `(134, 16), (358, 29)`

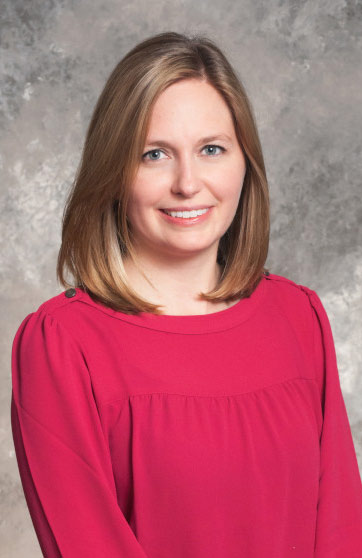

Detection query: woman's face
(126, 78), (246, 264)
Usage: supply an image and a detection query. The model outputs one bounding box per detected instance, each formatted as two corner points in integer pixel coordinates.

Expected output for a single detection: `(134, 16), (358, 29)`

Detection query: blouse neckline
(75, 274), (267, 334)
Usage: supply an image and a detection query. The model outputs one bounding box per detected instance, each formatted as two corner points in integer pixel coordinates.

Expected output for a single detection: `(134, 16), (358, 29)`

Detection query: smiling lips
(162, 208), (210, 217)
(158, 206), (214, 224)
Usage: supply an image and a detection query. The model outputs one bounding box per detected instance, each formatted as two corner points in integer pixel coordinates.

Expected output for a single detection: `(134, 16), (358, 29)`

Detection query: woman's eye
(202, 144), (226, 156)
(142, 149), (166, 161)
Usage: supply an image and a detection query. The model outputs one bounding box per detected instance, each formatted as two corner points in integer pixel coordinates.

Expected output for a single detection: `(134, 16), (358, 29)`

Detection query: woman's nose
(171, 155), (202, 197)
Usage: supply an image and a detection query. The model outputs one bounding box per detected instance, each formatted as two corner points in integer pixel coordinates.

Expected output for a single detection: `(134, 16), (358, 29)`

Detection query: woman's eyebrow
(145, 134), (233, 148)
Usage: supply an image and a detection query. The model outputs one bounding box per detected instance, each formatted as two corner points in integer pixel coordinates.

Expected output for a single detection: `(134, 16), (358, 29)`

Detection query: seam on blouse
(72, 298), (265, 335)
(15, 400), (112, 487)
(37, 291), (80, 315)
(37, 308), (90, 360)
(16, 399), (120, 502)
(71, 280), (268, 334)
(32, 308), (116, 465)
(38, 308), (104, 413)
(99, 375), (320, 407)
(298, 286), (319, 389)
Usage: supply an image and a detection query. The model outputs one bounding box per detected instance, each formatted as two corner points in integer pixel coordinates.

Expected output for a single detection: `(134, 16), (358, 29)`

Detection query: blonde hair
(56, 31), (270, 315)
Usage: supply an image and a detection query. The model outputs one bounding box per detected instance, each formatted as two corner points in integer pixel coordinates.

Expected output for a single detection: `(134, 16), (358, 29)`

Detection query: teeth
(163, 208), (210, 218)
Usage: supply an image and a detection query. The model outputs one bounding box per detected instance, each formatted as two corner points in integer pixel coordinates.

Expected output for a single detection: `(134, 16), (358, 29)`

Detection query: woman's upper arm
(11, 309), (148, 558)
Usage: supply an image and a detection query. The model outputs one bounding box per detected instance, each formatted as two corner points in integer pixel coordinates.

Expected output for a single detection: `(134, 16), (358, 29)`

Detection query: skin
(123, 78), (247, 315)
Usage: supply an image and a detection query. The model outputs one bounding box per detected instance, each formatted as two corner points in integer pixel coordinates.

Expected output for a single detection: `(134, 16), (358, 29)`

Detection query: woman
(11, 31), (362, 557)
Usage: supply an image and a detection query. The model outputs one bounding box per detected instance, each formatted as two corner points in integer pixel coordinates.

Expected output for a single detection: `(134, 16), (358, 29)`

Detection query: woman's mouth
(158, 207), (213, 225)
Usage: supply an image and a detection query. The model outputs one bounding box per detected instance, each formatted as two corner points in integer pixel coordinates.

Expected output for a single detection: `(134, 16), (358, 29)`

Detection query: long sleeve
(11, 309), (148, 558)
(302, 287), (362, 556)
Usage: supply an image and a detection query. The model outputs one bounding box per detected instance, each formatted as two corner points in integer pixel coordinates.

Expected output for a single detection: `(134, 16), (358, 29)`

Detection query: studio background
(1, 1), (361, 555)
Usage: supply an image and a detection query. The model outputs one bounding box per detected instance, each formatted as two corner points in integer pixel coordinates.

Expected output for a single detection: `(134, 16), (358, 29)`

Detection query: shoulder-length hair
(56, 31), (270, 315)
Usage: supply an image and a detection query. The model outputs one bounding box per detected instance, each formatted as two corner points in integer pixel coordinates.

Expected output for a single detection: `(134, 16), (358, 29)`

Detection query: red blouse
(10, 272), (362, 557)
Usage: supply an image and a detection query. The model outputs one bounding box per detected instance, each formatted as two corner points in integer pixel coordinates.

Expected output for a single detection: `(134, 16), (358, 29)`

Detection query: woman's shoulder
(13, 287), (89, 343)
(265, 271), (314, 293)
(21, 287), (84, 327)
(265, 271), (316, 297)
(35, 286), (83, 315)
(263, 271), (321, 323)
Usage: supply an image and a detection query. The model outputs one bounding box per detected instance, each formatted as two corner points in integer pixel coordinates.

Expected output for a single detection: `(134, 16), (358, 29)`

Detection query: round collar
(75, 274), (267, 334)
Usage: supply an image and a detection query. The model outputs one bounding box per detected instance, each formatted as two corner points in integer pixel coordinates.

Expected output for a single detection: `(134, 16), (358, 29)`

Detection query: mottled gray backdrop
(1, 0), (361, 555)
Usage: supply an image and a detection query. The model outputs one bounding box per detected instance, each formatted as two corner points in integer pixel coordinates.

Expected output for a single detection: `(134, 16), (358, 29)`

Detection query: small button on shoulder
(65, 288), (77, 298)
(263, 270), (270, 276)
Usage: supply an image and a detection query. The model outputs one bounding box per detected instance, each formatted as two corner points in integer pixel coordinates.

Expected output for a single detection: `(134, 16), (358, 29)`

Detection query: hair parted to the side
(56, 31), (270, 315)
